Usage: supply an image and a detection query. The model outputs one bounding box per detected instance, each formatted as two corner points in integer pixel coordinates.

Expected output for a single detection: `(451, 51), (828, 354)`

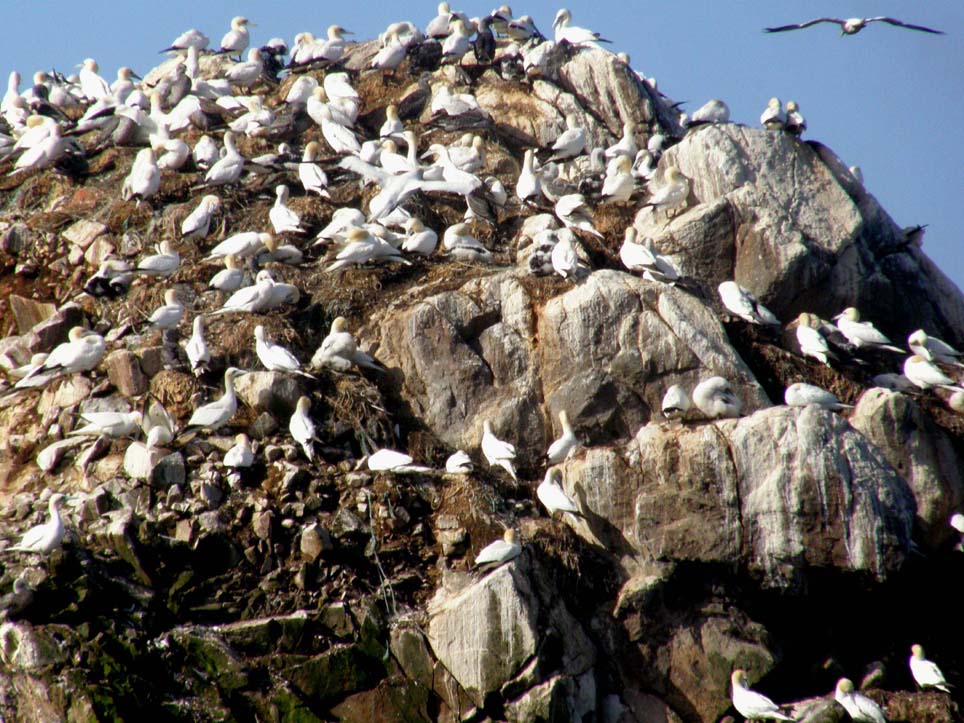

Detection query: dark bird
(473, 16), (496, 65)
(765, 17), (944, 36)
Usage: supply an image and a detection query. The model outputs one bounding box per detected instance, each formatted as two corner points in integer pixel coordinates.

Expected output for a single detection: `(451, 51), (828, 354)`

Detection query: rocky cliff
(0, 24), (961, 723)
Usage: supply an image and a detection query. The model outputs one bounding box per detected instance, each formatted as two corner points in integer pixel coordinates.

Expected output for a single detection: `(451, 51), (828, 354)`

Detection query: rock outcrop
(0, 15), (961, 723)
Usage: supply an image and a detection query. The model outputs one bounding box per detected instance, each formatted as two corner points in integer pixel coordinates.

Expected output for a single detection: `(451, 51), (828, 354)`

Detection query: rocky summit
(0, 9), (961, 723)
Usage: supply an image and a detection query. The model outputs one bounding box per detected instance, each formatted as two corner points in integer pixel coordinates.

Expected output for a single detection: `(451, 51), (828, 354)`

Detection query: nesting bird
(546, 410), (580, 464)
(7, 493), (66, 554)
(692, 377), (743, 419)
(537, 468), (581, 518)
(718, 281), (780, 326)
(784, 382), (852, 411)
(474, 529), (522, 569)
(289, 396), (318, 462)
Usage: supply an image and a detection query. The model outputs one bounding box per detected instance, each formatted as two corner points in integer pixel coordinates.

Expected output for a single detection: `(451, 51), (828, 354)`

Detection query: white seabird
(298, 142), (331, 198)
(909, 644), (950, 693)
(516, 149), (543, 203)
(794, 313), (834, 365)
(692, 377), (743, 419)
(908, 329), (963, 366)
(192, 135), (220, 170)
(402, 218), (438, 256)
(619, 228), (680, 284)
(136, 240), (179, 278)
(204, 131), (245, 186)
(546, 410), (580, 464)
(208, 254), (244, 293)
(326, 227), (406, 270)
(186, 367), (242, 431)
(7, 493), (66, 554)
(833, 308), (903, 353)
(784, 382), (852, 411)
(661, 385), (691, 420)
(641, 166), (690, 214)
(441, 19), (472, 63)
(903, 355), (964, 393)
(371, 31), (408, 70)
(785, 101), (806, 136)
(225, 48), (264, 90)
(211, 270), (277, 314)
(122, 147), (161, 201)
(220, 16), (253, 57)
(147, 289), (185, 331)
(718, 281), (781, 326)
(142, 400), (176, 449)
(765, 16), (944, 35)
(553, 9), (608, 47)
(206, 231), (270, 260)
(688, 99), (730, 126)
(474, 529), (522, 569)
(537, 468), (581, 518)
(442, 222), (491, 261)
(481, 419), (518, 480)
(602, 156), (635, 203)
(69, 410), (142, 438)
(760, 98), (786, 130)
(78, 58), (111, 101)
(254, 325), (314, 378)
(445, 450), (473, 474)
(269, 185), (305, 235)
(15, 327), (105, 389)
(163, 28), (209, 53)
(833, 679), (885, 723)
(730, 670), (794, 722)
(605, 121), (637, 160)
(311, 317), (384, 373)
(548, 114), (586, 162)
(224, 433), (255, 468)
(289, 396), (318, 462)
(181, 194), (221, 240)
(555, 194), (601, 237)
(550, 229), (589, 280)
(367, 449), (430, 473)
(184, 316), (210, 375)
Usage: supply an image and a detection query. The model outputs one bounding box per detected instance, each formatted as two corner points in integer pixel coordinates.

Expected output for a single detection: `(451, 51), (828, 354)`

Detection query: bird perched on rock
(184, 316), (211, 375)
(620, 228), (680, 284)
(760, 98), (786, 130)
(785, 101), (806, 136)
(146, 289), (185, 331)
(909, 644), (951, 693)
(445, 450), (473, 474)
(833, 308), (903, 353)
(311, 317), (384, 373)
(687, 99), (730, 127)
(15, 327), (105, 389)
(516, 149), (543, 204)
(181, 195), (221, 240)
(224, 433), (255, 469)
(254, 325), (314, 378)
(289, 396), (318, 463)
(546, 410), (580, 464)
(269, 185), (305, 235)
(186, 367), (242, 431)
(0, 578), (34, 620)
(135, 241), (180, 278)
(784, 382), (852, 411)
(554, 194), (601, 237)
(482, 420), (518, 480)
(641, 166), (689, 215)
(661, 384), (691, 420)
(474, 529), (522, 569)
(122, 147), (160, 201)
(718, 281), (780, 326)
(833, 679), (885, 723)
(794, 313), (834, 366)
(550, 230), (589, 280)
(537, 468), (581, 519)
(220, 16), (253, 57)
(907, 329), (964, 366)
(903, 355), (964, 393)
(69, 410), (143, 437)
(553, 8), (609, 47)
(765, 16), (944, 36)
(730, 670), (794, 722)
(692, 377), (743, 419)
(7, 493), (66, 554)
(547, 114), (586, 163)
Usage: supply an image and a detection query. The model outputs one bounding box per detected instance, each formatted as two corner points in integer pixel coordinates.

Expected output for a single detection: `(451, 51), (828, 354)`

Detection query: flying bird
(765, 17), (944, 36)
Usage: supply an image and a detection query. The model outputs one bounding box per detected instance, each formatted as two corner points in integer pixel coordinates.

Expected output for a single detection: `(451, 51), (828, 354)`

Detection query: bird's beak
(130, 70), (142, 80)
(343, 29), (356, 36)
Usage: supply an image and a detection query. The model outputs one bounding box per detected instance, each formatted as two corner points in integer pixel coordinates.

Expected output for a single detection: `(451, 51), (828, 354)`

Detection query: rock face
(636, 124), (964, 344)
(376, 269), (769, 460)
(0, 17), (962, 723)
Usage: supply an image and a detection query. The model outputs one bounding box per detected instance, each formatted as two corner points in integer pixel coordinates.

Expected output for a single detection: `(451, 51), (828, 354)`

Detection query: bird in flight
(765, 17), (944, 36)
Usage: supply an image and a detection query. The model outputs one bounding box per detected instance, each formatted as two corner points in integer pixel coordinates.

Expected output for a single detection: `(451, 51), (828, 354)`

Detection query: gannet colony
(0, 6), (960, 722)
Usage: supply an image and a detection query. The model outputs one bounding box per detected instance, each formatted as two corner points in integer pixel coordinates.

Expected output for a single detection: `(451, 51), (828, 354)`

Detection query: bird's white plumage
(537, 469), (580, 517)
(8, 494), (66, 554)
(730, 670), (794, 722)
(482, 420), (518, 480)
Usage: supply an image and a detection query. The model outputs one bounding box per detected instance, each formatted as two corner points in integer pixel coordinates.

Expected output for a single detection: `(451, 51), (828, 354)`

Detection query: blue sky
(4, 2), (962, 290)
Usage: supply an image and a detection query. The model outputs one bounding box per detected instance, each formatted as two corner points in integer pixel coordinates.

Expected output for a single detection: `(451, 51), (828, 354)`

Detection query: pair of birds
(732, 645), (951, 723)
(661, 377), (743, 421)
(481, 409), (581, 482)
